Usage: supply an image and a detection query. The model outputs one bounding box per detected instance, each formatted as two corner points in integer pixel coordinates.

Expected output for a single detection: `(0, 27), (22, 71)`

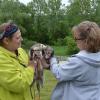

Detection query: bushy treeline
(0, 0), (100, 55)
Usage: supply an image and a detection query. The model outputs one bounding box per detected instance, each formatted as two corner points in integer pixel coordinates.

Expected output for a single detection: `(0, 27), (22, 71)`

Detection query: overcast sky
(19, 0), (68, 5)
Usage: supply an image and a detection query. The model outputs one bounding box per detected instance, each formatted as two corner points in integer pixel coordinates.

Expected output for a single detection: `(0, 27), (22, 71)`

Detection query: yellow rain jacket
(0, 46), (34, 100)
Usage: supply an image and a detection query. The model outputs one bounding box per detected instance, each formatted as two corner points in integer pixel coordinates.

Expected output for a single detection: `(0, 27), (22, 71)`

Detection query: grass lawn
(41, 70), (57, 100)
(34, 70), (57, 100)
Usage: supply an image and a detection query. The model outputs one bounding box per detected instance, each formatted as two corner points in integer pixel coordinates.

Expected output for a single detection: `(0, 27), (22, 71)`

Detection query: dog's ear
(42, 48), (46, 56)
(47, 46), (54, 57)
(30, 49), (34, 60)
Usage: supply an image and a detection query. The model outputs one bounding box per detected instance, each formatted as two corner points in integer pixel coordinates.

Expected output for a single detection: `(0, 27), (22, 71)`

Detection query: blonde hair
(72, 21), (100, 53)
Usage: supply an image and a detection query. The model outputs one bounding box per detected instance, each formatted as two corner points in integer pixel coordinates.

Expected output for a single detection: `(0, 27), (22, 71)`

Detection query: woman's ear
(3, 37), (9, 45)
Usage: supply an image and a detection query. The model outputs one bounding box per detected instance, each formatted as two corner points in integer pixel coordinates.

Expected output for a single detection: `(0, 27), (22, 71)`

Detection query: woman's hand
(28, 59), (37, 69)
(39, 57), (50, 69)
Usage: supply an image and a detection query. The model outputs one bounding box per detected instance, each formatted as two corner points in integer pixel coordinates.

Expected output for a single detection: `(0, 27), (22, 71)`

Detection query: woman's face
(73, 31), (85, 50)
(6, 30), (23, 51)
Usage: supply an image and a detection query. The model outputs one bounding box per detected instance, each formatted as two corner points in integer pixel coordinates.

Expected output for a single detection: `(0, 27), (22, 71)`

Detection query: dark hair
(72, 21), (100, 53)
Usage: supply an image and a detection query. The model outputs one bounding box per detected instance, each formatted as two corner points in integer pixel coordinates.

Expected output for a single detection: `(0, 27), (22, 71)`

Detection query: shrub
(22, 38), (37, 50)
(53, 38), (67, 46)
(66, 36), (79, 55)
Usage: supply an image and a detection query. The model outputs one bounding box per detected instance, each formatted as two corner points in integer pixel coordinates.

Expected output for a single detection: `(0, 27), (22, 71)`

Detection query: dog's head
(29, 43), (46, 60)
(29, 43), (54, 61)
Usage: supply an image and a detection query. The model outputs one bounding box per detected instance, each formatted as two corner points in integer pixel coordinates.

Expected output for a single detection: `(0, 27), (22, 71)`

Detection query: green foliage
(53, 36), (79, 56)
(22, 38), (36, 50)
(52, 46), (67, 56)
(0, 0), (100, 46)
(65, 36), (79, 55)
(53, 38), (66, 46)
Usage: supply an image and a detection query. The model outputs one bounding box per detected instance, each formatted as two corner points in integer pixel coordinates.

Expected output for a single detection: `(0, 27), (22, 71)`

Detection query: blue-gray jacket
(50, 50), (100, 100)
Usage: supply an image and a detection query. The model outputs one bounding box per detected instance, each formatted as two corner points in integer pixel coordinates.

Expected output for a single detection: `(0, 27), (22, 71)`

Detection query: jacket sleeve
(50, 57), (85, 81)
(0, 55), (34, 93)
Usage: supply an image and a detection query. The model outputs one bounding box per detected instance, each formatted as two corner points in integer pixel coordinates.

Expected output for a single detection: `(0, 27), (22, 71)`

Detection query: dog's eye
(34, 50), (41, 51)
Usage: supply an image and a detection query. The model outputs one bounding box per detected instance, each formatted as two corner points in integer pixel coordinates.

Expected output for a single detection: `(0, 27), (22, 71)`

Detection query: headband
(0, 24), (18, 40)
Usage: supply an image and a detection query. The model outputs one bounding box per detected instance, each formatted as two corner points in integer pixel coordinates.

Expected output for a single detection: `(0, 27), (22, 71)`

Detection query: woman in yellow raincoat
(0, 21), (34, 100)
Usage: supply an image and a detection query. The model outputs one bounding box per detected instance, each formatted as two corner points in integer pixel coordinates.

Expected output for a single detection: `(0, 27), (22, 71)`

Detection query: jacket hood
(75, 50), (100, 67)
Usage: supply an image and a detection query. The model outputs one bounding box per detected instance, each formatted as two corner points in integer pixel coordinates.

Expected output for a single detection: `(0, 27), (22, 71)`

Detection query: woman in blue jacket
(49, 21), (100, 100)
